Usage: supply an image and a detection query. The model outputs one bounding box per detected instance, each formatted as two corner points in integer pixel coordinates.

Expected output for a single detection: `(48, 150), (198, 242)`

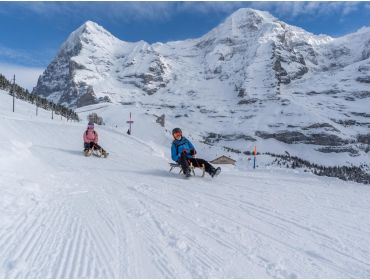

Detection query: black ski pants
(178, 153), (215, 174)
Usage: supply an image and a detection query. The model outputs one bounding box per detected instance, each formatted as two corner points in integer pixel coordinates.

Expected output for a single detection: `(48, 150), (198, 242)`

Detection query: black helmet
(172, 127), (182, 135)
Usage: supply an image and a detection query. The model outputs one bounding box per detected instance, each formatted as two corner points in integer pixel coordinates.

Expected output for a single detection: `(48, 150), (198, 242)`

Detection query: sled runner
(169, 162), (205, 177)
(84, 148), (109, 158)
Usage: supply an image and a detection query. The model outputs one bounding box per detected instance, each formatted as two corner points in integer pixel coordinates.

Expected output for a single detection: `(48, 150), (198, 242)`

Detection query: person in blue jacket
(171, 127), (221, 177)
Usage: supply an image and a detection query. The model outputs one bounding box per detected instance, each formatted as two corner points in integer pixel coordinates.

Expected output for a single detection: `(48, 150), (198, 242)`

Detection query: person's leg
(178, 153), (191, 175)
(188, 158), (215, 174)
(93, 143), (108, 157)
(84, 142), (94, 156)
(84, 143), (90, 151)
(92, 143), (102, 150)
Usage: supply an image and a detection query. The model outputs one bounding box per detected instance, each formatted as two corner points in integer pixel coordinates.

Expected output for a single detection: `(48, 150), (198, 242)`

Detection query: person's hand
(190, 149), (196, 157)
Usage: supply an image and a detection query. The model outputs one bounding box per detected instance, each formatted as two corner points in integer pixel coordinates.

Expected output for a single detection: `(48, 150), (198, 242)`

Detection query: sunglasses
(88, 125), (94, 129)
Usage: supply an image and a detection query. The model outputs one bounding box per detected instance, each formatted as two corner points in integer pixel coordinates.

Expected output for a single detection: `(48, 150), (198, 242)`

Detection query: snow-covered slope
(32, 8), (370, 176)
(1, 90), (370, 278)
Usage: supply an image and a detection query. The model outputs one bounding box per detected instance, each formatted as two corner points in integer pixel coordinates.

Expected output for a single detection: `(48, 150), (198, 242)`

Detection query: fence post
(12, 75), (15, 112)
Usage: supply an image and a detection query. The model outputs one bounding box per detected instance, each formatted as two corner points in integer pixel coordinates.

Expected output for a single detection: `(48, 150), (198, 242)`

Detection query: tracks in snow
(1, 122), (370, 278)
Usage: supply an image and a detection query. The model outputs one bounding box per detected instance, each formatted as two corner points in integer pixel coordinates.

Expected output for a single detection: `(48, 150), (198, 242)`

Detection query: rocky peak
(79, 20), (105, 33)
(59, 20), (118, 56)
(201, 8), (277, 41)
(228, 8), (277, 24)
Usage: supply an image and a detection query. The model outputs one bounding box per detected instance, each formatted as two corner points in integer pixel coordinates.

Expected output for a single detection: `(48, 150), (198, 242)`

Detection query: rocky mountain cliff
(33, 8), (370, 172)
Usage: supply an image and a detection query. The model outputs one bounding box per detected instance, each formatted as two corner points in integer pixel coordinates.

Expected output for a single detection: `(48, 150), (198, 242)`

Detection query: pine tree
(0, 73), (79, 121)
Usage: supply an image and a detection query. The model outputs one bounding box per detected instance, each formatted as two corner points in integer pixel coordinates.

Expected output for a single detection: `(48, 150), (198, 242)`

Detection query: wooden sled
(84, 149), (109, 158)
(169, 162), (205, 177)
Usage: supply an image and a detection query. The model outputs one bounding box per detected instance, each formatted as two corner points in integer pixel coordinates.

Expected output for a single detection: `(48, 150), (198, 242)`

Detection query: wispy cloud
(0, 44), (53, 67)
(3, 2), (366, 23)
(176, 2), (245, 14)
(92, 2), (177, 23)
(0, 45), (36, 65)
(7, 2), (177, 23)
(6, 2), (75, 18)
(0, 62), (43, 91)
(249, 1), (363, 19)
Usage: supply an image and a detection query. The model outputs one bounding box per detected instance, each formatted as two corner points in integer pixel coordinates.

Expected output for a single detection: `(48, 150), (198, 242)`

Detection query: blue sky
(1, 1), (370, 89)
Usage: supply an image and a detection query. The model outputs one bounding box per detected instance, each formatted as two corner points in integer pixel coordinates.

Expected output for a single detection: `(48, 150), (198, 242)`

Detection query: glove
(182, 150), (187, 154)
(190, 149), (196, 156)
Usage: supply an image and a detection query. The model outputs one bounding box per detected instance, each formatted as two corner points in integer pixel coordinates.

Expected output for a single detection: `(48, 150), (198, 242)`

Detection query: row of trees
(0, 74), (79, 121)
(265, 152), (370, 184)
(88, 112), (104, 125)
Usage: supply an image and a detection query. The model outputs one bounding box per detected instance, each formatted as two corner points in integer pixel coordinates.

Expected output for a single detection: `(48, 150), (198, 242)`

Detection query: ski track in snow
(1, 95), (370, 278)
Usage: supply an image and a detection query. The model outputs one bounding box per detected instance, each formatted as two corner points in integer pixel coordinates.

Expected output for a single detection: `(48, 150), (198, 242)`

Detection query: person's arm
(83, 131), (88, 143)
(171, 143), (179, 162)
(94, 131), (99, 143)
(187, 139), (197, 157)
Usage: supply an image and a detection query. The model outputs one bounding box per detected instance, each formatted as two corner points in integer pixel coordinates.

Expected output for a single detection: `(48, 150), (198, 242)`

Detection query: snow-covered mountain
(1, 90), (370, 278)
(32, 8), (370, 174)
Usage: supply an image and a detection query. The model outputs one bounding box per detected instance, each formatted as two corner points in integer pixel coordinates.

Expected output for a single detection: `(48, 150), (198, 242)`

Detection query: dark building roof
(210, 155), (236, 165)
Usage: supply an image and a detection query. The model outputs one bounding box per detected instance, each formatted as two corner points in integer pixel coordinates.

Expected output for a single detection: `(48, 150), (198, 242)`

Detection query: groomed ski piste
(1, 90), (370, 278)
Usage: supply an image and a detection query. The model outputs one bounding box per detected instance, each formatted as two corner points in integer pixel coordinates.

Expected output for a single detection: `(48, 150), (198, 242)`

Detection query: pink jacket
(83, 129), (98, 143)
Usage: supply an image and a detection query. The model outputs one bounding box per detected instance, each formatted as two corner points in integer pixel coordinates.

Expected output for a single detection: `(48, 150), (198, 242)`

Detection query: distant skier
(83, 121), (108, 157)
(171, 128), (221, 178)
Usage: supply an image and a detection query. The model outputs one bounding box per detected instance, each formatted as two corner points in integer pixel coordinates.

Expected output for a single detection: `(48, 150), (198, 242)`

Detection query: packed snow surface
(1, 91), (370, 278)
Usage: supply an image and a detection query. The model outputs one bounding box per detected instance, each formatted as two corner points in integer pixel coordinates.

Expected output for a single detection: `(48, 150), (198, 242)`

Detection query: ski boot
(101, 149), (109, 158)
(211, 167), (221, 178)
(84, 149), (92, 157)
(184, 168), (192, 178)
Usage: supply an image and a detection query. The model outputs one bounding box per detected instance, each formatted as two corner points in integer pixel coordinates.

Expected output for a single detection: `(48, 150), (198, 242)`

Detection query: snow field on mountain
(1, 92), (370, 278)
(32, 8), (370, 173)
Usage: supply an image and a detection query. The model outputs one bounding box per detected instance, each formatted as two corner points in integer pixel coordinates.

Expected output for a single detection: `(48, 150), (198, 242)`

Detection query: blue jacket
(171, 137), (196, 162)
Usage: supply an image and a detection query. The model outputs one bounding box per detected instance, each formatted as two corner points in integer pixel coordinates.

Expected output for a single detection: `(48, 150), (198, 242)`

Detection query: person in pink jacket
(83, 121), (108, 157)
